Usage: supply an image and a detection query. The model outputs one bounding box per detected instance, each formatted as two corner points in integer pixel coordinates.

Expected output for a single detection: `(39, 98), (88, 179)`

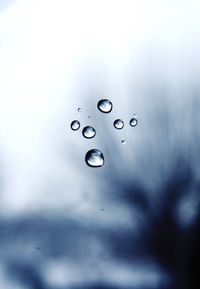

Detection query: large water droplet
(130, 117), (138, 127)
(97, 99), (113, 113)
(71, 120), (80, 131)
(121, 140), (126, 144)
(113, 119), (124, 129)
(78, 107), (82, 112)
(82, 126), (96, 139)
(85, 149), (104, 167)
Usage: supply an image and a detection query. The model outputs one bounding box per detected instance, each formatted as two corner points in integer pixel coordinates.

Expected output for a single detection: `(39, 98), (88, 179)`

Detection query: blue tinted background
(0, 1), (200, 288)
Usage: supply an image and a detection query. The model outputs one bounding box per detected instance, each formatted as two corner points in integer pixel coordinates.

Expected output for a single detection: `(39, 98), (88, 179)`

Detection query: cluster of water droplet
(70, 99), (138, 167)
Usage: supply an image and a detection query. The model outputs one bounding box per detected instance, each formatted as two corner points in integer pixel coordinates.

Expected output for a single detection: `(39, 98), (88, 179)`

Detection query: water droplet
(97, 99), (113, 113)
(78, 107), (82, 112)
(88, 115), (91, 119)
(71, 120), (80, 131)
(82, 126), (96, 139)
(130, 117), (138, 127)
(113, 119), (124, 129)
(85, 149), (104, 167)
(121, 140), (126, 144)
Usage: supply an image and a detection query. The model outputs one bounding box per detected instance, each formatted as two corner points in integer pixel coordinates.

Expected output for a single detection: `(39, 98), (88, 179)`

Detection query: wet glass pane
(0, 1), (200, 289)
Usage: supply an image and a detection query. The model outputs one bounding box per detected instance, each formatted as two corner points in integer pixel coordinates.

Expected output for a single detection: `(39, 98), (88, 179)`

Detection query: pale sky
(0, 0), (200, 216)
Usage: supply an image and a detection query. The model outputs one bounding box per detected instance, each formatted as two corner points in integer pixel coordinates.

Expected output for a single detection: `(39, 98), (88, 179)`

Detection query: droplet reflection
(113, 119), (124, 129)
(71, 120), (80, 131)
(82, 126), (96, 139)
(130, 117), (138, 127)
(85, 149), (104, 167)
(97, 99), (113, 113)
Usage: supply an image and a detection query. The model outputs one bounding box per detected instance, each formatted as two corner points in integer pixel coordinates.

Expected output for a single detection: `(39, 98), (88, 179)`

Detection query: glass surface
(0, 1), (200, 288)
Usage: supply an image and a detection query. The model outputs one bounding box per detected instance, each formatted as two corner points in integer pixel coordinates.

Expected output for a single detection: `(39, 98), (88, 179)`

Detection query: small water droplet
(71, 120), (80, 131)
(113, 119), (124, 129)
(97, 99), (113, 113)
(78, 107), (82, 112)
(121, 140), (126, 144)
(85, 149), (104, 167)
(88, 115), (91, 119)
(101, 208), (104, 211)
(130, 117), (138, 127)
(82, 126), (96, 139)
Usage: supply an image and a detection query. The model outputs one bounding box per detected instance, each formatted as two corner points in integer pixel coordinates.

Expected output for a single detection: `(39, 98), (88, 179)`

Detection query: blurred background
(0, 0), (200, 288)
